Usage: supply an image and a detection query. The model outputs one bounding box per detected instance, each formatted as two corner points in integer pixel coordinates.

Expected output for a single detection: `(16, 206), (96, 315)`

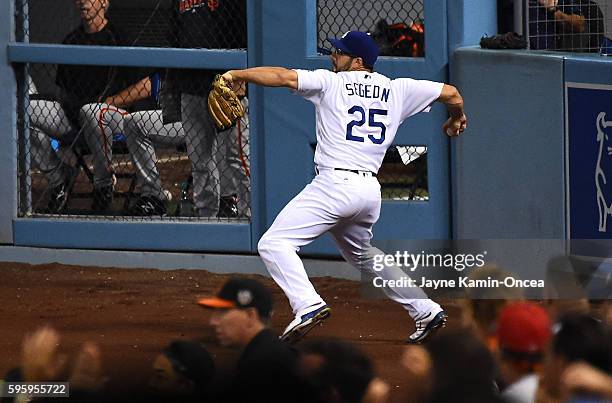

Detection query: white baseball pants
(258, 167), (440, 319)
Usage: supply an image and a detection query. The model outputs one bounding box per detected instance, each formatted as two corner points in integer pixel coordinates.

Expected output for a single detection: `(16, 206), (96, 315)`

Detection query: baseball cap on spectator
(329, 31), (380, 67)
(497, 302), (551, 360)
(198, 278), (273, 319)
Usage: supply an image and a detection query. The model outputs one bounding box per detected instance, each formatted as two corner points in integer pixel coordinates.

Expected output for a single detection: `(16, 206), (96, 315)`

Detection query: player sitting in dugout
(29, 0), (156, 214)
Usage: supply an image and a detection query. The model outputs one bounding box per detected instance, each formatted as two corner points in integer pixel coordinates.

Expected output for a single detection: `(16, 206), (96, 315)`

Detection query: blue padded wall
(0, 0), (17, 245)
(452, 48), (566, 239)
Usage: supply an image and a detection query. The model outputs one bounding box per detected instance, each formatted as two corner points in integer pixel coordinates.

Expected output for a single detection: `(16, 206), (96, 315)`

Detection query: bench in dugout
(35, 72), (167, 215)
(49, 131), (137, 214)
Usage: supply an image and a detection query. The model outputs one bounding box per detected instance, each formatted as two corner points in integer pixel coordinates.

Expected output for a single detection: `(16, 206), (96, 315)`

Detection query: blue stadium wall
(1, 0), (610, 270)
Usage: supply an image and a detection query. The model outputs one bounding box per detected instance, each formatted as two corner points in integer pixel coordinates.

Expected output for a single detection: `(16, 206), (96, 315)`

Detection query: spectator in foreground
(400, 344), (433, 403)
(148, 340), (215, 402)
(198, 277), (304, 402)
(2, 326), (108, 402)
(298, 338), (382, 403)
(459, 265), (524, 349)
(426, 329), (505, 403)
(539, 314), (611, 402)
(496, 302), (552, 403)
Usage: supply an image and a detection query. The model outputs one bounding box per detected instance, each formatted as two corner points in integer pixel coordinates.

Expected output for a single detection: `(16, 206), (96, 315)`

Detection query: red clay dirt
(0, 262), (460, 402)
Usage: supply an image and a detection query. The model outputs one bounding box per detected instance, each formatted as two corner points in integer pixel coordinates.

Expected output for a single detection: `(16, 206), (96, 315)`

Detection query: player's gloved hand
(443, 113), (467, 137)
(208, 74), (245, 131)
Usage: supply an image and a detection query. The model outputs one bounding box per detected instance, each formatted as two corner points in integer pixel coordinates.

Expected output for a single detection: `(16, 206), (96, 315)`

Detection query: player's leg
(329, 184), (446, 343)
(257, 183), (337, 342)
(124, 110), (184, 215)
(29, 100), (74, 185)
(259, 171), (371, 342)
(218, 98), (250, 218)
(79, 103), (128, 211)
(257, 183), (335, 313)
(28, 100), (78, 212)
(181, 93), (220, 218)
(330, 224), (442, 311)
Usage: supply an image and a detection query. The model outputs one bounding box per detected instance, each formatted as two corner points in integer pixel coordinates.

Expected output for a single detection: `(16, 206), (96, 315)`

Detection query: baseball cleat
(407, 309), (448, 344)
(131, 195), (167, 216)
(218, 195), (239, 218)
(92, 183), (114, 213)
(280, 302), (331, 344)
(47, 164), (78, 214)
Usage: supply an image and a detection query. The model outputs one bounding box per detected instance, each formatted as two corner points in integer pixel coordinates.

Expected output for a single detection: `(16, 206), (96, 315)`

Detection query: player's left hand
(443, 114), (467, 137)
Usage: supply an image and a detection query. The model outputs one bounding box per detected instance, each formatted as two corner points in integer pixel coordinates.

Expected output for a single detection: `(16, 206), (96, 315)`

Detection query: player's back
(311, 70), (397, 173)
(295, 69), (443, 174)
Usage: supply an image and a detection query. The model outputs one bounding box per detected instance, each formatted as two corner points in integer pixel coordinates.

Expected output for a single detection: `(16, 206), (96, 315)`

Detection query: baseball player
(222, 31), (467, 343)
(123, 98), (250, 217)
(168, 0), (248, 217)
(29, 0), (154, 213)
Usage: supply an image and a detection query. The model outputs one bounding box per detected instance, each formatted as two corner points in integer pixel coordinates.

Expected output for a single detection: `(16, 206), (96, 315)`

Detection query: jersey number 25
(346, 106), (388, 144)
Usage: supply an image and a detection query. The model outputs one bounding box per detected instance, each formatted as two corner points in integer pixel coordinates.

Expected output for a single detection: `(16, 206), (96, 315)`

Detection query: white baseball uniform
(258, 69), (444, 319)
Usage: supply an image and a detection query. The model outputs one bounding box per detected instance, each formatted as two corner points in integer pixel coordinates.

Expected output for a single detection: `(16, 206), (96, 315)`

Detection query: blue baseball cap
(329, 31), (380, 67)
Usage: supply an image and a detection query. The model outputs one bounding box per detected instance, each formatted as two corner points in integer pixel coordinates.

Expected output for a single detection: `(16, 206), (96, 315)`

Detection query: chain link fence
(317, 0), (425, 57)
(21, 0), (246, 49)
(16, 0), (250, 221)
(379, 146), (428, 201)
(527, 0), (609, 53)
(23, 63), (251, 220)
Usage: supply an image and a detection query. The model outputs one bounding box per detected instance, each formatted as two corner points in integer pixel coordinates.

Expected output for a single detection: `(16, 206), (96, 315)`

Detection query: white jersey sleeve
(393, 78), (444, 122)
(292, 69), (336, 106)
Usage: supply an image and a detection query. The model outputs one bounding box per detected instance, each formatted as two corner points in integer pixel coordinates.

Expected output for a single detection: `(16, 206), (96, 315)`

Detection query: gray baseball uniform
(123, 98), (250, 216)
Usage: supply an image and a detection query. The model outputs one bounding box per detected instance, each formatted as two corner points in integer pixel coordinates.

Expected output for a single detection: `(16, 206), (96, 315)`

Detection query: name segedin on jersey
(293, 69), (443, 174)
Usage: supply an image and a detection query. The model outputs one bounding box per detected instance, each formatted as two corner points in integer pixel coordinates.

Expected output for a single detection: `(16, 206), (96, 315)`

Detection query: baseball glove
(208, 74), (245, 131)
(479, 32), (527, 49)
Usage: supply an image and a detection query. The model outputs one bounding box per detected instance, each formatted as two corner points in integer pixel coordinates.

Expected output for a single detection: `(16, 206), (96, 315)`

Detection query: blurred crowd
(1, 276), (610, 403)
